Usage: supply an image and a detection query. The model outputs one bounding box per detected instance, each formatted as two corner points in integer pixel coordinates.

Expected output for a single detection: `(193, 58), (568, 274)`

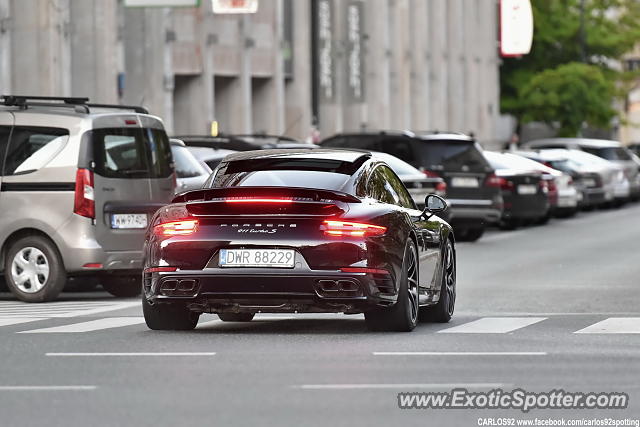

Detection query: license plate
(111, 213), (148, 229)
(583, 179), (596, 187)
(517, 185), (537, 195)
(451, 177), (479, 188)
(219, 249), (295, 268)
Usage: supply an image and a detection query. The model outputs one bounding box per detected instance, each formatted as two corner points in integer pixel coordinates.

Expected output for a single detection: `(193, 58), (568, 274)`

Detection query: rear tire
(142, 297), (199, 330)
(218, 313), (255, 322)
(364, 239), (418, 332)
(101, 276), (142, 298)
(420, 239), (456, 323)
(4, 235), (66, 303)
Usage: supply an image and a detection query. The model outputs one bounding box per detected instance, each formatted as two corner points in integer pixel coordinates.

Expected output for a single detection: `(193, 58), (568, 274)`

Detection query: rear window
(417, 140), (490, 171)
(582, 147), (632, 161)
(321, 136), (381, 151)
(3, 127), (69, 176)
(171, 145), (209, 178)
(90, 128), (172, 179)
(208, 157), (359, 191)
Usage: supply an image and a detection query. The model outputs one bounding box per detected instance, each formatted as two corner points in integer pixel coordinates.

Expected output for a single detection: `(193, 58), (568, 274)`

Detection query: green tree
(500, 0), (640, 136)
(519, 62), (617, 136)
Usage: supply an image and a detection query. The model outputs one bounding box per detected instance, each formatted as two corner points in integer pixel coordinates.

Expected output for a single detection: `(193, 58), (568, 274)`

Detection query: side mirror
(422, 194), (448, 219)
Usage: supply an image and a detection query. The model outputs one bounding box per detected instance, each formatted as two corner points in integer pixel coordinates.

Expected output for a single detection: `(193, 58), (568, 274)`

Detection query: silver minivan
(0, 96), (175, 302)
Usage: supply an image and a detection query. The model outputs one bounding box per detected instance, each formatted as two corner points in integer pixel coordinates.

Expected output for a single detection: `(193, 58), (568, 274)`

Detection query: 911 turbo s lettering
(142, 149), (456, 332)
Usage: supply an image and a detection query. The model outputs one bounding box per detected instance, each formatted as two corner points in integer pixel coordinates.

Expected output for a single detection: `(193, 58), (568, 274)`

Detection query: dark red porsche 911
(142, 149), (456, 332)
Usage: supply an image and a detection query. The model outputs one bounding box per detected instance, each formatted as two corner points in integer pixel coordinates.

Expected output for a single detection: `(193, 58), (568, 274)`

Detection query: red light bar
(225, 197), (293, 204)
(153, 219), (198, 236)
(82, 263), (103, 269)
(144, 266), (179, 273)
(322, 220), (387, 237)
(340, 267), (390, 275)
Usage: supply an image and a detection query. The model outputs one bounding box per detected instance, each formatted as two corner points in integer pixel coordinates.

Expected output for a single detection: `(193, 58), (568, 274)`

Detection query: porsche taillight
(321, 220), (387, 237)
(153, 220), (198, 236)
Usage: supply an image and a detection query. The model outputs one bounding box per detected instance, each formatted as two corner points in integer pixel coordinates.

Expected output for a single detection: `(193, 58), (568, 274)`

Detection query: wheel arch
(0, 228), (65, 273)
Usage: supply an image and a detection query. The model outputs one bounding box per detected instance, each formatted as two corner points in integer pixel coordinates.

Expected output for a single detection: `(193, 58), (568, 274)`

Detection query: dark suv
(320, 131), (502, 241)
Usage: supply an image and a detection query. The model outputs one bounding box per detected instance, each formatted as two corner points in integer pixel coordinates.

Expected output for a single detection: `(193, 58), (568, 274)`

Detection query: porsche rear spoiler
(171, 187), (361, 204)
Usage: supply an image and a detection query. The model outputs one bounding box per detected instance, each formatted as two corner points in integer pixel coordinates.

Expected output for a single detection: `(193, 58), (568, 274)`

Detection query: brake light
(435, 181), (447, 194)
(422, 170), (441, 178)
(340, 267), (390, 275)
(144, 266), (179, 273)
(322, 220), (387, 237)
(225, 197), (293, 204)
(485, 173), (513, 191)
(74, 168), (95, 219)
(153, 220), (198, 236)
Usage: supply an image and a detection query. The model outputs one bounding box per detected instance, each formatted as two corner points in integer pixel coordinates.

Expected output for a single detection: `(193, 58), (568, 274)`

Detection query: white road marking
(0, 386), (97, 391)
(0, 300), (139, 318)
(46, 352), (216, 357)
(0, 318), (42, 327)
(58, 301), (140, 318)
(575, 318), (640, 334)
(438, 317), (547, 334)
(372, 351), (547, 356)
(295, 383), (509, 390)
(18, 317), (145, 333)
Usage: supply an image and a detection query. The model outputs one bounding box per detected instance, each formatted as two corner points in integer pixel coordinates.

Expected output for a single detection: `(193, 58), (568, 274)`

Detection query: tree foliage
(519, 62), (617, 136)
(500, 0), (640, 136)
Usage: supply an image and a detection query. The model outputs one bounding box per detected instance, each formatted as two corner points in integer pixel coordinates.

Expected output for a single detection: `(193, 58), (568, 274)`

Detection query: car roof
(526, 138), (622, 148)
(323, 130), (474, 142)
(174, 134), (314, 151)
(222, 148), (372, 164)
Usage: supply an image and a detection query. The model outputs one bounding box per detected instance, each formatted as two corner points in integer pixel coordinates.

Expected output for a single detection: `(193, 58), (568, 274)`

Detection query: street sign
(212, 0), (259, 14)
(124, 0), (199, 6)
(500, 0), (534, 57)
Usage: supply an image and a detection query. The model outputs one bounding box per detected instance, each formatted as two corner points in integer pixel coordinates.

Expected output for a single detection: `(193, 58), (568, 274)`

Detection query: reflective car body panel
(143, 149), (454, 315)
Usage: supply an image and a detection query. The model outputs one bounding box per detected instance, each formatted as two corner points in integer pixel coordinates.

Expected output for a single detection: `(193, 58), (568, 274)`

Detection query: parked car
(483, 152), (550, 228)
(170, 139), (211, 193)
(0, 95), (175, 302)
(536, 149), (625, 208)
(368, 152), (447, 209)
(185, 146), (238, 171)
(142, 149), (455, 331)
(524, 138), (640, 201)
(507, 151), (581, 217)
(320, 131), (502, 241)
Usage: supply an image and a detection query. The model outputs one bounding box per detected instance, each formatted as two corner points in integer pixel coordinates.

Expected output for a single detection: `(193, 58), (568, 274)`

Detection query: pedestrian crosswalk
(0, 300), (139, 318)
(0, 313), (638, 334)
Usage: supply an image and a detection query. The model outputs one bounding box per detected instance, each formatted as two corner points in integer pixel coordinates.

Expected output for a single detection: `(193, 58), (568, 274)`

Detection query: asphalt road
(1, 204), (640, 427)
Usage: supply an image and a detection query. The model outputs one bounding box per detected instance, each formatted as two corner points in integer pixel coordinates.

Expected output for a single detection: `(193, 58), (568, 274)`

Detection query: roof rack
(1, 95), (149, 114)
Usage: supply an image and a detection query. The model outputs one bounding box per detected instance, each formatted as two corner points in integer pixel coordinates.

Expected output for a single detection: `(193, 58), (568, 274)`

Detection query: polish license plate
(517, 185), (537, 195)
(451, 177), (479, 188)
(582, 178), (596, 187)
(219, 249), (295, 268)
(111, 213), (148, 229)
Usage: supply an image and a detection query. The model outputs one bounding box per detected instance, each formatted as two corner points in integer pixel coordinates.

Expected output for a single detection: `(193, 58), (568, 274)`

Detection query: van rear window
(90, 128), (172, 179)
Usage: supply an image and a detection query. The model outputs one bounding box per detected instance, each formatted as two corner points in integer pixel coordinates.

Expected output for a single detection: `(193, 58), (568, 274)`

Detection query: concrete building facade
(0, 0), (501, 146)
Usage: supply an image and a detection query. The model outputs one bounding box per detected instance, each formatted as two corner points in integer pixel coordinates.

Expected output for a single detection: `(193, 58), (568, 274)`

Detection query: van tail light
(74, 168), (95, 219)
(153, 219), (198, 237)
(435, 181), (447, 195)
(321, 220), (387, 237)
